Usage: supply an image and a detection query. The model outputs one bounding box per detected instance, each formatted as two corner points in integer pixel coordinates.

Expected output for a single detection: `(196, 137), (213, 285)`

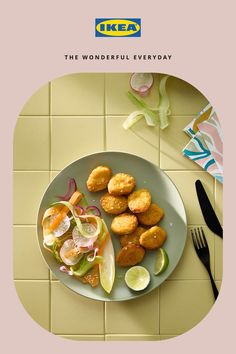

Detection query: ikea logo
(95, 18), (141, 37)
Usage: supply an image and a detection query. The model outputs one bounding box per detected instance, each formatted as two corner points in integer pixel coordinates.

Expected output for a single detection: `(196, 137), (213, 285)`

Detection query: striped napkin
(182, 104), (223, 183)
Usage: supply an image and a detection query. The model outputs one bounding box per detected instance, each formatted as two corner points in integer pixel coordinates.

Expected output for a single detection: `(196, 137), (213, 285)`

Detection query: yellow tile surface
(160, 280), (215, 334)
(105, 73), (159, 115)
(165, 171), (214, 224)
(51, 117), (104, 170)
(105, 335), (162, 341)
(50, 171), (60, 181)
(105, 290), (159, 334)
(106, 116), (159, 165)
(60, 335), (104, 341)
(215, 180), (223, 224)
(169, 227), (215, 280)
(216, 280), (222, 292)
(20, 83), (49, 115)
(159, 335), (177, 340)
(14, 280), (50, 331)
(215, 236), (223, 280)
(166, 76), (209, 116)
(49, 171), (60, 281)
(13, 117), (50, 170)
(13, 226), (49, 279)
(13, 73), (223, 339)
(51, 282), (104, 334)
(13, 171), (50, 224)
(51, 74), (104, 115)
(160, 116), (202, 170)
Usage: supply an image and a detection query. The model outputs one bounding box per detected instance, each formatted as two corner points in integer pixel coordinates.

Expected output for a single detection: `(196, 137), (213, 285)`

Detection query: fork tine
(191, 229), (199, 250)
(197, 227), (204, 248)
(200, 227), (208, 248)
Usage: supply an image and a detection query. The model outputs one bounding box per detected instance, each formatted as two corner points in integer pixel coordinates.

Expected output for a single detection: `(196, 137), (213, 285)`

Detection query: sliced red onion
(72, 224), (98, 250)
(59, 265), (73, 276)
(50, 214), (70, 237)
(57, 178), (77, 201)
(87, 247), (99, 262)
(73, 205), (85, 217)
(85, 205), (101, 217)
(60, 239), (82, 266)
(130, 73), (154, 96)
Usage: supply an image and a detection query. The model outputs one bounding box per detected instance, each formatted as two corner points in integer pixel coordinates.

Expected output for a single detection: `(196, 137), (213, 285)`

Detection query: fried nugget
(108, 173), (136, 196)
(111, 213), (138, 235)
(128, 188), (151, 213)
(139, 226), (167, 250)
(86, 166), (112, 192)
(100, 193), (128, 215)
(119, 226), (146, 247)
(137, 203), (164, 226)
(116, 244), (145, 267)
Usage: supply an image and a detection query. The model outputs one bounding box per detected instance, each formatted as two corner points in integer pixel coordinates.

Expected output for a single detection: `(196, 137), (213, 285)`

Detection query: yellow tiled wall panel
(106, 116), (159, 165)
(14, 280), (50, 331)
(51, 116), (104, 170)
(51, 74), (105, 115)
(51, 282), (104, 334)
(14, 117), (50, 170)
(20, 84), (50, 116)
(13, 171), (50, 224)
(13, 72), (223, 340)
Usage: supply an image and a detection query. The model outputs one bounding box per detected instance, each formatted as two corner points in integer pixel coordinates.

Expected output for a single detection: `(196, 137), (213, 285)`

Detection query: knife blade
(195, 179), (223, 238)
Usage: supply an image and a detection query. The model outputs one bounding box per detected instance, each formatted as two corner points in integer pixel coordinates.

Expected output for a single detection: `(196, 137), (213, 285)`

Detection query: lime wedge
(154, 248), (169, 275)
(125, 266), (150, 291)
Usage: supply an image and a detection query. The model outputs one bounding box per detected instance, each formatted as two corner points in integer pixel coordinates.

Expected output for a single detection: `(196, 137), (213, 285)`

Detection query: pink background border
(1, 0), (235, 352)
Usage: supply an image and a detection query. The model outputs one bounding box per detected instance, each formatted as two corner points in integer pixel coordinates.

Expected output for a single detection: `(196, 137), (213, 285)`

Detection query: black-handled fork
(191, 227), (219, 300)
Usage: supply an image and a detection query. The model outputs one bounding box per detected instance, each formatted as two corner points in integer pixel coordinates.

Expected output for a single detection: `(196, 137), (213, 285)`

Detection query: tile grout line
(158, 74), (161, 167)
(49, 81), (52, 333)
(49, 81), (52, 172)
(49, 279), (52, 333)
(104, 302), (106, 338)
(103, 73), (107, 151)
(103, 74), (106, 337)
(158, 119), (161, 166)
(19, 114), (197, 118)
(158, 287), (160, 335)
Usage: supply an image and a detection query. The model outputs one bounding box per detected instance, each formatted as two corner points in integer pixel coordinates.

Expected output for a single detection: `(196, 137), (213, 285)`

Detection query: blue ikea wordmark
(95, 18), (141, 37)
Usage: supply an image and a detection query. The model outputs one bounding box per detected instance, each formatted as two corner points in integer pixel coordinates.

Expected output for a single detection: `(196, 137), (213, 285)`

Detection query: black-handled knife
(195, 180), (223, 238)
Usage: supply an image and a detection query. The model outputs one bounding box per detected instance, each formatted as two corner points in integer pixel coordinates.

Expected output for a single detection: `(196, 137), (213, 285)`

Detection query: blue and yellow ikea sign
(95, 18), (141, 37)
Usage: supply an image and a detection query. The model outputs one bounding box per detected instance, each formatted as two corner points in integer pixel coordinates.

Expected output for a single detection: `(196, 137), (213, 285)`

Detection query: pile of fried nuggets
(86, 165), (167, 267)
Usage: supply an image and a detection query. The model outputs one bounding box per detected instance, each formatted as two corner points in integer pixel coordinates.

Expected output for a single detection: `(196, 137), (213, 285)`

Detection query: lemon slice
(154, 248), (169, 275)
(125, 266), (150, 291)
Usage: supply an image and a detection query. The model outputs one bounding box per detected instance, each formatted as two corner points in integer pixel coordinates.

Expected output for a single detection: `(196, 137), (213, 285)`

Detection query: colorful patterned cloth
(182, 104), (223, 183)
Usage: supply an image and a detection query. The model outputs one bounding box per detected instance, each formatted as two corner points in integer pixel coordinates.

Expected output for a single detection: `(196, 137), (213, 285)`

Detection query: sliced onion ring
(85, 206), (101, 217)
(130, 73), (154, 96)
(57, 178), (77, 201)
(73, 205), (85, 217)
